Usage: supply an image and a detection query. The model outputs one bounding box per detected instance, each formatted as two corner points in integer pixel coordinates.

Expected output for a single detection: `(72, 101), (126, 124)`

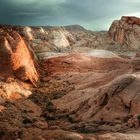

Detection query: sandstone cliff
(0, 29), (39, 85)
(0, 24), (122, 59)
(109, 16), (140, 50)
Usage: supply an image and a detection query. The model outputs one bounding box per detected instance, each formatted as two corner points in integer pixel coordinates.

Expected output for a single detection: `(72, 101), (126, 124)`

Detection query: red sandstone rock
(45, 53), (140, 133)
(121, 16), (140, 25)
(109, 16), (140, 50)
(0, 21), (140, 139)
(0, 30), (39, 85)
(43, 53), (130, 75)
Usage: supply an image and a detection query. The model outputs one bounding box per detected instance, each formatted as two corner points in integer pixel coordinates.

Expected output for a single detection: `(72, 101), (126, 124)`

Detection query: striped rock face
(0, 30), (39, 85)
(109, 16), (140, 50)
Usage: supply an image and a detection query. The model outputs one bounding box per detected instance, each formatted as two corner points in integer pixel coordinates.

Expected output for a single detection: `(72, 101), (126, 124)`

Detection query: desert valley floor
(0, 16), (140, 140)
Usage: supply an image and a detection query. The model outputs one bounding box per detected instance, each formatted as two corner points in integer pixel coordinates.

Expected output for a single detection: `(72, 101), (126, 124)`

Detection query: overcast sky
(0, 0), (140, 30)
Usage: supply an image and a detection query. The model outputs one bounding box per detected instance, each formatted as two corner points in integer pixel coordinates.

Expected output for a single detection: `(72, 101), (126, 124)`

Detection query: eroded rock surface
(0, 16), (140, 139)
(42, 53), (140, 136)
(109, 16), (140, 50)
(0, 24), (128, 59)
(0, 29), (39, 84)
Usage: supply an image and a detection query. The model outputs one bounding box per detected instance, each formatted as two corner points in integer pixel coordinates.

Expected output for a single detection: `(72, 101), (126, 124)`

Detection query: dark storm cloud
(0, 0), (139, 30)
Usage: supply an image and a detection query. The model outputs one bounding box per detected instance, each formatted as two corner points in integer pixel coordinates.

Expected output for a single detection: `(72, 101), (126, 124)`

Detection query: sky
(0, 0), (140, 30)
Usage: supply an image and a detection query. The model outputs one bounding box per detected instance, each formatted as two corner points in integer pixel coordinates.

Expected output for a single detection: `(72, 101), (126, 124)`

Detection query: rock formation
(43, 53), (140, 134)
(0, 29), (39, 85)
(109, 16), (140, 50)
(0, 16), (140, 140)
(0, 24), (123, 59)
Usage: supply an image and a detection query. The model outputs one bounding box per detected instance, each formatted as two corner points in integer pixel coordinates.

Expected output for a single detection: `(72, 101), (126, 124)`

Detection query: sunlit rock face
(49, 28), (70, 48)
(23, 26), (34, 40)
(109, 16), (140, 50)
(0, 30), (39, 85)
(40, 27), (46, 34)
(0, 24), (125, 60)
(20, 26), (74, 53)
(0, 80), (32, 103)
(21, 26), (76, 59)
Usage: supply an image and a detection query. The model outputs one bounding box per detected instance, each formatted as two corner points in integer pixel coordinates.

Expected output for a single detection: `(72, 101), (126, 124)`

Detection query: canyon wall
(0, 28), (39, 85)
(109, 16), (140, 50)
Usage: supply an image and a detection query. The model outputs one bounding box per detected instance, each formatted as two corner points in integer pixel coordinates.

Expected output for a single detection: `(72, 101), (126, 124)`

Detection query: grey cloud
(0, 0), (139, 30)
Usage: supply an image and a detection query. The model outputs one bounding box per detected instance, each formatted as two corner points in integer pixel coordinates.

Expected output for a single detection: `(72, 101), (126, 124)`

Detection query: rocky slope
(0, 24), (126, 59)
(109, 16), (140, 50)
(0, 16), (140, 140)
(1, 16), (139, 60)
(1, 50), (140, 139)
(0, 28), (39, 85)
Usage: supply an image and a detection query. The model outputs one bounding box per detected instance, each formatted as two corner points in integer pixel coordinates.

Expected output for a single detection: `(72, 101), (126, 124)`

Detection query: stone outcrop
(1, 16), (140, 140)
(0, 30), (39, 85)
(0, 24), (123, 59)
(0, 79), (32, 103)
(97, 132), (140, 140)
(48, 28), (71, 49)
(20, 26), (75, 57)
(109, 16), (140, 50)
(47, 53), (140, 132)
